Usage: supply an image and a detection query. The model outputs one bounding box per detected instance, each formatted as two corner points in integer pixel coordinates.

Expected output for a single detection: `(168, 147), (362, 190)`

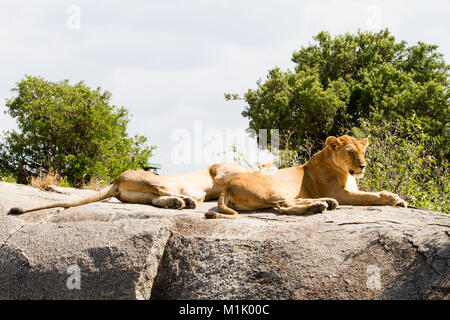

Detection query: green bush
(0, 171), (17, 183)
(0, 75), (156, 186)
(351, 115), (449, 213)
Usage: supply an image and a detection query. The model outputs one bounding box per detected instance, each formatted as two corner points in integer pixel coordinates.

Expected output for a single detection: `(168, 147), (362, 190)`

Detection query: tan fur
(205, 135), (407, 219)
(8, 161), (259, 215)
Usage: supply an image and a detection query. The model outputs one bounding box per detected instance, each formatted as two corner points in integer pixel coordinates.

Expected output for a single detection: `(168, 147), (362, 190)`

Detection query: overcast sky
(1, 0), (449, 174)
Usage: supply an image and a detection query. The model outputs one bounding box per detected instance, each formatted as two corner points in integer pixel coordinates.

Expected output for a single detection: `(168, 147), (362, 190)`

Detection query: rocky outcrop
(0, 182), (449, 299)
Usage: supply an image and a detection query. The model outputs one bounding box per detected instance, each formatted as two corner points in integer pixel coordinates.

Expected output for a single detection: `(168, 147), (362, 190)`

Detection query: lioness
(8, 161), (260, 215)
(206, 135), (407, 219)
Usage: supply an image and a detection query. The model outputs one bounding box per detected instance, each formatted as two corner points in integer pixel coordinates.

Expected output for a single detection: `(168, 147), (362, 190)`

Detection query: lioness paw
(395, 198), (408, 208)
(168, 197), (185, 210)
(309, 202), (328, 214)
(324, 198), (339, 210)
(182, 196), (197, 209)
(379, 191), (407, 207)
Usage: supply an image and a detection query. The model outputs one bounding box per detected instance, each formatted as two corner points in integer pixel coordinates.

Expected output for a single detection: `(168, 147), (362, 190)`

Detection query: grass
(29, 169), (71, 190)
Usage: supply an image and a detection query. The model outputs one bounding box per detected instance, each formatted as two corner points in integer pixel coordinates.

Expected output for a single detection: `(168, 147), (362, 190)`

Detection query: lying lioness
(206, 135), (407, 219)
(8, 161), (262, 215)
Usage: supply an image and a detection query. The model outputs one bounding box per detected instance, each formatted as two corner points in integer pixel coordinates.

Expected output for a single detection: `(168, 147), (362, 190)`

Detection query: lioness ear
(360, 138), (369, 150)
(208, 163), (219, 178)
(326, 136), (342, 151)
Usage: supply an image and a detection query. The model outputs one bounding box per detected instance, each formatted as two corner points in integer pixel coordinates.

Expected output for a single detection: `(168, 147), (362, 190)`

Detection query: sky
(1, 0), (449, 174)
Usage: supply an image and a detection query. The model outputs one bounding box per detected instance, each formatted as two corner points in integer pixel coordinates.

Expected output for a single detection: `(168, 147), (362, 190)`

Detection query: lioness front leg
(335, 190), (407, 207)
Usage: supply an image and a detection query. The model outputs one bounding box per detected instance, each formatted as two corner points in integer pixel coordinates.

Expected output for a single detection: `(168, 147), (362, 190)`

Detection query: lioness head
(326, 135), (369, 178)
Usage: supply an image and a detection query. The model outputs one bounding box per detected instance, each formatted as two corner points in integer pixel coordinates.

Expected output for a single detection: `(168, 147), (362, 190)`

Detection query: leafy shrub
(0, 75), (156, 186)
(352, 115), (449, 213)
(0, 171), (17, 183)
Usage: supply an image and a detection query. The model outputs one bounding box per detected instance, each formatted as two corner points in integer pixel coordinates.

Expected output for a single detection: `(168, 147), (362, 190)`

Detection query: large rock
(0, 181), (449, 299)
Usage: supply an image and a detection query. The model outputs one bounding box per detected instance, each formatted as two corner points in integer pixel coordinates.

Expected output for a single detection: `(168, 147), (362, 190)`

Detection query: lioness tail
(8, 183), (119, 215)
(205, 188), (239, 219)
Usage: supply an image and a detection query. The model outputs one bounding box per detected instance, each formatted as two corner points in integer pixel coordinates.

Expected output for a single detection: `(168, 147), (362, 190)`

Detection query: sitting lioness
(8, 161), (261, 215)
(206, 135), (407, 219)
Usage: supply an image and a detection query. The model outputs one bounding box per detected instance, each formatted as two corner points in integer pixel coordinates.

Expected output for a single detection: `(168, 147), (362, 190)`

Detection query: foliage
(29, 168), (71, 190)
(0, 75), (156, 186)
(352, 114), (449, 213)
(0, 171), (17, 183)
